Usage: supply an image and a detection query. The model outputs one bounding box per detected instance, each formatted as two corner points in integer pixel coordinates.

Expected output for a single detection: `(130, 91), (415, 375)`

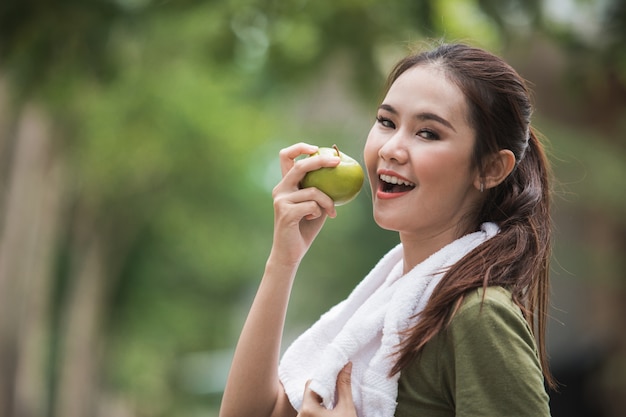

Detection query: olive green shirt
(395, 287), (550, 417)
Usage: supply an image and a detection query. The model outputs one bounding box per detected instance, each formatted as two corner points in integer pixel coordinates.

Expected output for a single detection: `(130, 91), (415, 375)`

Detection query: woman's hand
(270, 142), (341, 267)
(298, 363), (358, 417)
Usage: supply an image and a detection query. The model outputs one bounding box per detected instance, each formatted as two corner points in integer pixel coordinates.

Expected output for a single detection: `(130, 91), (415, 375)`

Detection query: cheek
(415, 148), (474, 186)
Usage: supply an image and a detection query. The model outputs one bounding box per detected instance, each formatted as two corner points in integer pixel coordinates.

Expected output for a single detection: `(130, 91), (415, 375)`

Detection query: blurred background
(0, 0), (625, 416)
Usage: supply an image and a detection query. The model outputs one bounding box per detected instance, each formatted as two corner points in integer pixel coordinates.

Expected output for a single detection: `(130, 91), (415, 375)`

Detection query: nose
(378, 132), (408, 164)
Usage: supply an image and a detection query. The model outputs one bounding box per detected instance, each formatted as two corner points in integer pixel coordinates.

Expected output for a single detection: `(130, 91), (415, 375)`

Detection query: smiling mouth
(379, 174), (416, 193)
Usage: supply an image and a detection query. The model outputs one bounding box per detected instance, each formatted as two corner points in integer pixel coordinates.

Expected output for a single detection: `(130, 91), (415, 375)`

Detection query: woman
(220, 42), (555, 417)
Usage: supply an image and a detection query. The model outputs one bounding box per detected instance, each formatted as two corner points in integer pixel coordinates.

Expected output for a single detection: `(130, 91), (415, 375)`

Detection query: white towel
(278, 222), (499, 417)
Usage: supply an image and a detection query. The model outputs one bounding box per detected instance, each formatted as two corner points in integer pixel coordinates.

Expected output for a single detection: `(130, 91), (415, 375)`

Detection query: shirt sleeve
(443, 288), (551, 417)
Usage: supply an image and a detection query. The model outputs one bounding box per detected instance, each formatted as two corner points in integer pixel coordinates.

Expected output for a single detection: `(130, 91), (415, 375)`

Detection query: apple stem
(333, 144), (340, 156)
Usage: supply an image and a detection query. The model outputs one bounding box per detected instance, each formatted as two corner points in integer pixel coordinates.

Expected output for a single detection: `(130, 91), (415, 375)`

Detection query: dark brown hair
(387, 43), (555, 389)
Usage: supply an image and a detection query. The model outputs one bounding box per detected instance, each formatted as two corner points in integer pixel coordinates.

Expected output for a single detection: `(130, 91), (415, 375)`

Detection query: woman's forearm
(219, 255), (299, 417)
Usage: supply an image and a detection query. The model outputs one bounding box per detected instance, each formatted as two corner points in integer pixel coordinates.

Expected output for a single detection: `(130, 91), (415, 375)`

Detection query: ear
(474, 149), (516, 192)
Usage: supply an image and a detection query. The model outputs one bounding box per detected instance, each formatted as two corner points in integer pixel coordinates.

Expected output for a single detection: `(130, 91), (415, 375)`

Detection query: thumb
(335, 362), (354, 407)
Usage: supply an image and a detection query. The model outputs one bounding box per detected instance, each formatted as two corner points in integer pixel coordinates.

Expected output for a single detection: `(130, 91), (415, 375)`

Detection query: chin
(372, 211), (402, 233)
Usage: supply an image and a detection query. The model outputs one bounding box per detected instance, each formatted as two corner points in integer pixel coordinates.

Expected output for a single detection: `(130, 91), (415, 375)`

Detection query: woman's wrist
(264, 252), (300, 283)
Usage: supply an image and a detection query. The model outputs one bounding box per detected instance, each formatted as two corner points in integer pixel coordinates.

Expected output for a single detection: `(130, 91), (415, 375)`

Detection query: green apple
(300, 144), (365, 206)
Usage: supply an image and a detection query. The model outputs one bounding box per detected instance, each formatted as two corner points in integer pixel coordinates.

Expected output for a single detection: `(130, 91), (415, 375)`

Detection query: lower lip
(376, 189), (412, 200)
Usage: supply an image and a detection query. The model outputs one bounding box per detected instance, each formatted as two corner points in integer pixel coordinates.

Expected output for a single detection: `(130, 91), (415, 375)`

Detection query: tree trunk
(54, 221), (110, 417)
(0, 101), (64, 417)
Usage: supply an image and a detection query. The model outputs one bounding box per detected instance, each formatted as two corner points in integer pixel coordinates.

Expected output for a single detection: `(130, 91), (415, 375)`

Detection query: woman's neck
(399, 223), (472, 274)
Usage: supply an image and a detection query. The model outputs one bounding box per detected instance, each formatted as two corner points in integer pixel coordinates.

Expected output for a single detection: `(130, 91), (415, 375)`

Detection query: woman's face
(364, 64), (481, 241)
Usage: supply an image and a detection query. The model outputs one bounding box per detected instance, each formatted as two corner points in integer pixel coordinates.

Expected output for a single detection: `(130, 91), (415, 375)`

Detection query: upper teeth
(380, 174), (415, 187)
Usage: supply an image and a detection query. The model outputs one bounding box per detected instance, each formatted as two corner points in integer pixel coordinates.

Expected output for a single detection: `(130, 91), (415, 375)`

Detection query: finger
(280, 149), (341, 187)
(298, 190), (337, 220)
(304, 206), (323, 221)
(273, 185), (337, 218)
(300, 380), (325, 414)
(335, 362), (354, 407)
(279, 142), (319, 177)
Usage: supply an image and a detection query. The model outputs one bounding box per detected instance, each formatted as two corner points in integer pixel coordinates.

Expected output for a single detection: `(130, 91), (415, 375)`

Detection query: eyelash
(376, 115), (395, 128)
(375, 116), (440, 140)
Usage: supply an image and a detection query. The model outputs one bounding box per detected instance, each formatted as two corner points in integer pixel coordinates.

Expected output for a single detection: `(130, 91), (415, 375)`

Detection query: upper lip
(377, 169), (416, 186)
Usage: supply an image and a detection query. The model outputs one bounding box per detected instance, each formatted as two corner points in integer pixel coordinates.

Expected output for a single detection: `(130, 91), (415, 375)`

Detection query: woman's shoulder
(449, 286), (535, 345)
(456, 286), (524, 321)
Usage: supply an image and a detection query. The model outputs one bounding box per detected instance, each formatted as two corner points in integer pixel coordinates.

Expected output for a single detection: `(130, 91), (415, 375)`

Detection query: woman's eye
(418, 129), (439, 140)
(376, 116), (395, 129)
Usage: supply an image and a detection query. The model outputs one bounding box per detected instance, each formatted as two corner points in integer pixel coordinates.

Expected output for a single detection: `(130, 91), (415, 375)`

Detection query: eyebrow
(378, 103), (457, 132)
